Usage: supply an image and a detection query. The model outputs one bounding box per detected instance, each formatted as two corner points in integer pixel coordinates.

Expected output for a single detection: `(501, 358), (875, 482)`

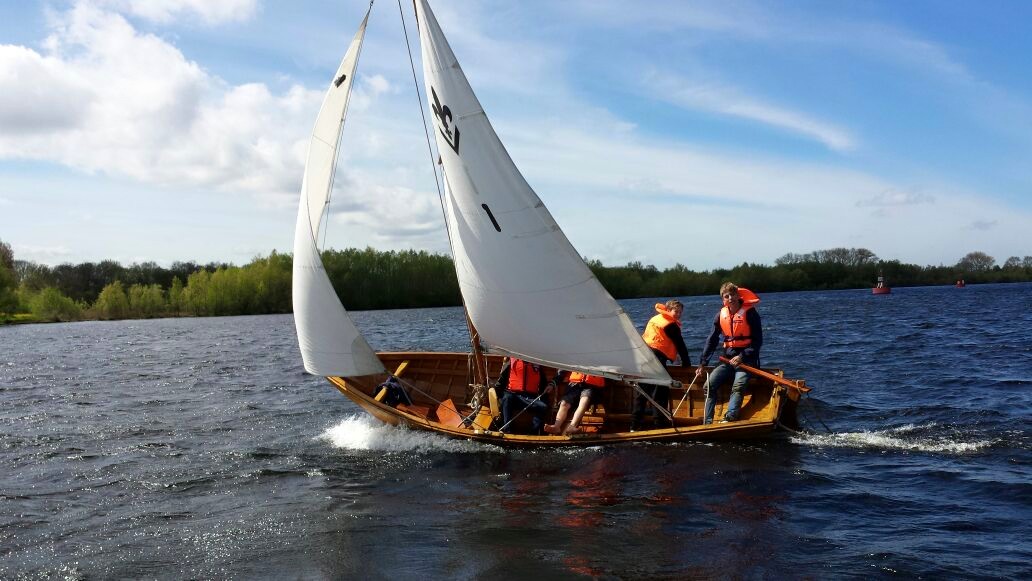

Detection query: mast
(465, 313), (489, 386)
(401, 0), (489, 388)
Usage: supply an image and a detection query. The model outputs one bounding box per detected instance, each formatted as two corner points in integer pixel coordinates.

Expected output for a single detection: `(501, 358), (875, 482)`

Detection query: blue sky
(1, 0), (1029, 270)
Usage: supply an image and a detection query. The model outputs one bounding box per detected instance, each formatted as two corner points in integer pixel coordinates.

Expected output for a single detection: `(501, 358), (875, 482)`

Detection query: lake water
(2, 284), (1030, 579)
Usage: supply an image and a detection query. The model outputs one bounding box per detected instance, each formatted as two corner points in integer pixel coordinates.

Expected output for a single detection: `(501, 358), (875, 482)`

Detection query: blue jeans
(500, 390), (548, 434)
(704, 362), (750, 424)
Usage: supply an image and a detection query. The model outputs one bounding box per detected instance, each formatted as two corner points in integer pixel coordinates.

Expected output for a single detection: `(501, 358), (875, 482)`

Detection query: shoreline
(5, 280), (1029, 327)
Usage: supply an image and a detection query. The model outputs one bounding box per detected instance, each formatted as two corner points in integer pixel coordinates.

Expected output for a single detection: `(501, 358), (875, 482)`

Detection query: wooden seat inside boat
(396, 402), (432, 418)
(670, 383), (759, 422)
(578, 403), (605, 433)
(434, 398), (465, 427)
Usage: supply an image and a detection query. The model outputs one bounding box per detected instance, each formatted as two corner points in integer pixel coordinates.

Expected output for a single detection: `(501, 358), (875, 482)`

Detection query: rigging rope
(392, 374), (445, 408)
(630, 382), (677, 428)
(672, 371), (703, 417)
(396, 0), (444, 207)
(319, 2), (373, 252)
(496, 388), (550, 434)
(801, 395), (833, 433)
(776, 418), (806, 436)
(397, 0), (489, 386)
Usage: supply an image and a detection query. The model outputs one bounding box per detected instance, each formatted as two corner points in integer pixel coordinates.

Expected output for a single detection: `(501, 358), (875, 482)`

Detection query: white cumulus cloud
(0, 45), (91, 134)
(856, 189), (936, 207)
(0, 2), (318, 200)
(92, 0), (257, 25)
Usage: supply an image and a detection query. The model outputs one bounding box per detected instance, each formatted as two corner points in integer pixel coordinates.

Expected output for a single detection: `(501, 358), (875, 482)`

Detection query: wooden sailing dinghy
(292, 0), (807, 447)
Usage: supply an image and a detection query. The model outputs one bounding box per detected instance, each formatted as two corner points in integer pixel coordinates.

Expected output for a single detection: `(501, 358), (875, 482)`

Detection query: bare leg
(544, 401), (570, 434)
(564, 394), (593, 435)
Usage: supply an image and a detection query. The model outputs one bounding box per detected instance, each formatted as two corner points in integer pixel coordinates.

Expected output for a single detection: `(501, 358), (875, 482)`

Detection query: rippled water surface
(2, 284), (1030, 579)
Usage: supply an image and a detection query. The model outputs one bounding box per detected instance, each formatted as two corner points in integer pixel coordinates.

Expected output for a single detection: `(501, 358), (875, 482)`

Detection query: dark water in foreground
(2, 284), (1030, 579)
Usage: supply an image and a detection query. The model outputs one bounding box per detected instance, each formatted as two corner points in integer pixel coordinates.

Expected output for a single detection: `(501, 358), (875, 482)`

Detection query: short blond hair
(719, 282), (739, 297)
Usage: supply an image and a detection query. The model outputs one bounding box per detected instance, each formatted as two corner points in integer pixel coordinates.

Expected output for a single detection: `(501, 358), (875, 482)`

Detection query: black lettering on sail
(430, 87), (460, 154)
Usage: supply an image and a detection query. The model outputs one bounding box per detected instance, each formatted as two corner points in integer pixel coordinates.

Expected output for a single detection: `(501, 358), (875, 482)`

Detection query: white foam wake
(792, 423), (997, 454)
(317, 415), (499, 454)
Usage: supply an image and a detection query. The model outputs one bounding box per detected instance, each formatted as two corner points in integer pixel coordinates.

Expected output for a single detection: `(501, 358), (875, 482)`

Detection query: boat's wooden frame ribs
(326, 352), (798, 447)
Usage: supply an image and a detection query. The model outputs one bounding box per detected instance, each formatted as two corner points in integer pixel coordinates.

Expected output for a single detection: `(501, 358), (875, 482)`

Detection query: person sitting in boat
(544, 371), (606, 435)
(633, 299), (693, 431)
(695, 282), (763, 424)
(494, 357), (555, 435)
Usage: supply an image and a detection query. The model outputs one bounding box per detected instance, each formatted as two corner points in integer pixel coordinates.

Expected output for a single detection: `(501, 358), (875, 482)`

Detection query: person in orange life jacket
(543, 371), (606, 435)
(696, 282), (762, 424)
(494, 357), (556, 435)
(632, 299), (692, 431)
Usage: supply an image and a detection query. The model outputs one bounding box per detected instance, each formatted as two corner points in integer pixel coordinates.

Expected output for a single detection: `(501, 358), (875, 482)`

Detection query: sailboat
(292, 0), (808, 446)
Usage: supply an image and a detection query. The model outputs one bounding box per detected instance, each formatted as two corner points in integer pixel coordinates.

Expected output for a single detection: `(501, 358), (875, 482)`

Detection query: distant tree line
(1, 247), (293, 323)
(590, 249), (1032, 299)
(1, 239), (1030, 324)
(0, 242), (462, 323)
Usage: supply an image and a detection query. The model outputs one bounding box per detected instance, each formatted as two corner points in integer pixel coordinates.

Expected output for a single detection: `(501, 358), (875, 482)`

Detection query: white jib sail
(293, 9), (385, 377)
(415, 0), (670, 383)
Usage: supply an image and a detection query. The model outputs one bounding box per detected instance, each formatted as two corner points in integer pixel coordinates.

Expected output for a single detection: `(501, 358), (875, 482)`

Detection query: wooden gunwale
(326, 351), (795, 447)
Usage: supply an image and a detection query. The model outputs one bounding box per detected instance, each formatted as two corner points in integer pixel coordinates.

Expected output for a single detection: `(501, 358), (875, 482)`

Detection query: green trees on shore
(586, 249), (1032, 300)
(0, 245), (458, 323)
(321, 248), (459, 310)
(1, 240), (1031, 324)
(0, 241), (18, 317)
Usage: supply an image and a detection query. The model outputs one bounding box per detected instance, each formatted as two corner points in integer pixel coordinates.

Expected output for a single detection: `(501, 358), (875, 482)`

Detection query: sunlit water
(1, 284), (1029, 578)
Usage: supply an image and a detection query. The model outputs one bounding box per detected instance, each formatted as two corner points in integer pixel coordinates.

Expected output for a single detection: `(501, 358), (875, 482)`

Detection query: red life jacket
(642, 304), (681, 361)
(720, 288), (760, 349)
(508, 358), (543, 394)
(568, 371), (605, 387)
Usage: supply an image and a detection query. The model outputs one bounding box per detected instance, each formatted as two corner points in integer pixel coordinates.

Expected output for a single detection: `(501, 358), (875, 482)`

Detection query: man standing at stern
(696, 283), (763, 424)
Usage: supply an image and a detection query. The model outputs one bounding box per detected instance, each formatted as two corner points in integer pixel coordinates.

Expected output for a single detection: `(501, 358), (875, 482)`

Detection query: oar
(718, 356), (811, 393)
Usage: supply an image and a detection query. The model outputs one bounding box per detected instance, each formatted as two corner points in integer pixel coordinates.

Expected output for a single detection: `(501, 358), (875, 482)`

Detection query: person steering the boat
(633, 299), (693, 431)
(696, 283), (763, 424)
(494, 357), (555, 435)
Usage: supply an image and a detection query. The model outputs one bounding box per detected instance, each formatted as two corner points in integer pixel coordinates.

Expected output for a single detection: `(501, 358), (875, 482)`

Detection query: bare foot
(543, 424), (561, 434)
(563, 424), (583, 435)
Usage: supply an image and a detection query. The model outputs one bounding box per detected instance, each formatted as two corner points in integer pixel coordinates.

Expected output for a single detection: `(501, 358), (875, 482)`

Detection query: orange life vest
(720, 288), (760, 349)
(568, 371), (605, 387)
(642, 303), (682, 361)
(508, 358), (543, 394)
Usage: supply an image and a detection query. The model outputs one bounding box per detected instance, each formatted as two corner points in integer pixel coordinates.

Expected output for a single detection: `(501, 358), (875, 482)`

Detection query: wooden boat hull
(327, 352), (801, 447)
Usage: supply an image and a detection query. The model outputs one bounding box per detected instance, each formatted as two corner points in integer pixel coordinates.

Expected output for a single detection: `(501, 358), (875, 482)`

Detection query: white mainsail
(414, 0), (671, 382)
(293, 9), (385, 377)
